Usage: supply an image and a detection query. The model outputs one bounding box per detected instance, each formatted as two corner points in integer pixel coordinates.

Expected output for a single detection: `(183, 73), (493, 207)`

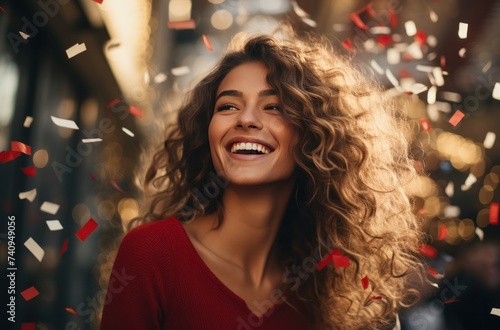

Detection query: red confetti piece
(129, 105), (143, 118)
(21, 166), (36, 176)
(448, 110), (465, 126)
(60, 238), (69, 256)
(92, 0), (103, 4)
(342, 39), (353, 51)
(75, 218), (98, 242)
(419, 118), (431, 131)
(202, 34), (213, 52)
(11, 141), (31, 155)
(377, 35), (392, 47)
(415, 30), (426, 45)
(427, 266), (443, 278)
(106, 98), (121, 109)
(389, 10), (398, 28)
(349, 13), (368, 30)
(444, 299), (460, 304)
(90, 174), (97, 181)
(21, 286), (39, 301)
(332, 254), (351, 268)
(0, 6), (5, 12)
(22, 323), (36, 330)
(440, 55), (446, 68)
(438, 224), (447, 240)
(419, 244), (438, 259)
(317, 254), (333, 271)
(490, 202), (499, 225)
(168, 19), (196, 30)
(0, 150), (21, 163)
(111, 180), (128, 194)
(370, 294), (382, 300)
(65, 307), (80, 316)
(317, 248), (350, 270)
(362, 276), (369, 289)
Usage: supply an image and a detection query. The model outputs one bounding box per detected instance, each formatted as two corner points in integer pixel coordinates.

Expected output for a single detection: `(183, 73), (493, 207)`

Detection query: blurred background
(0, 0), (499, 329)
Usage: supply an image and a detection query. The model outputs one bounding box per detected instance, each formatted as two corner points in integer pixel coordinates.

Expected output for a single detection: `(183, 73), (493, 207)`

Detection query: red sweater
(100, 216), (314, 330)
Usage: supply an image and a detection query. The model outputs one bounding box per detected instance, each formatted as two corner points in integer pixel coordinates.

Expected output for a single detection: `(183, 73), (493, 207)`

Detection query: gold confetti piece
(171, 66), (190, 76)
(475, 227), (484, 241)
(24, 237), (45, 262)
(491, 308), (500, 317)
(19, 31), (29, 40)
(445, 182), (454, 197)
(122, 127), (134, 137)
(154, 73), (167, 84)
(492, 82), (500, 100)
(404, 20), (417, 37)
(483, 132), (496, 149)
(23, 116), (33, 128)
(19, 188), (37, 202)
(370, 60), (384, 75)
(51, 116), (79, 130)
(66, 43), (87, 59)
(46, 220), (63, 231)
(40, 201), (60, 215)
(82, 138), (102, 143)
(458, 22), (468, 39)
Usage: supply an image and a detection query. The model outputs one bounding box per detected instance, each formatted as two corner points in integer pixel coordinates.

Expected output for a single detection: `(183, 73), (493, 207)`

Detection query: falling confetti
(419, 245), (438, 259)
(24, 238), (45, 262)
(444, 299), (460, 304)
(438, 225), (447, 240)
(445, 182), (454, 197)
(475, 227), (484, 241)
(75, 218), (99, 242)
(404, 20), (417, 36)
(11, 141), (31, 155)
(427, 266), (443, 279)
(361, 276), (369, 289)
(122, 127), (135, 137)
(419, 118), (431, 131)
(171, 66), (190, 76)
(111, 180), (128, 194)
(106, 98), (121, 109)
(202, 34), (213, 52)
(370, 60), (384, 75)
(491, 308), (500, 317)
(19, 31), (29, 40)
(432, 67), (445, 86)
(458, 47), (466, 58)
(129, 105), (143, 118)
(41, 201), (60, 215)
(60, 238), (69, 256)
(444, 205), (460, 218)
(65, 307), (81, 316)
(448, 110), (465, 127)
(82, 138), (102, 143)
(21, 323), (36, 330)
(0, 6), (5, 12)
(21, 166), (36, 176)
(66, 43), (87, 59)
(46, 220), (63, 231)
(461, 173), (477, 191)
(492, 82), (500, 100)
(21, 287), (40, 301)
(154, 73), (167, 84)
(317, 248), (350, 270)
(483, 132), (496, 149)
(92, 0), (104, 4)
(349, 13), (368, 30)
(429, 10), (438, 22)
(51, 116), (79, 130)
(23, 116), (33, 128)
(490, 202), (499, 225)
(19, 188), (37, 202)
(167, 19), (196, 30)
(342, 39), (353, 52)
(458, 22), (468, 39)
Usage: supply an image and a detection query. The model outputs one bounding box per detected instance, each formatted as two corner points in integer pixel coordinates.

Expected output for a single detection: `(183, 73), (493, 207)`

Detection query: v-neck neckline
(173, 217), (289, 319)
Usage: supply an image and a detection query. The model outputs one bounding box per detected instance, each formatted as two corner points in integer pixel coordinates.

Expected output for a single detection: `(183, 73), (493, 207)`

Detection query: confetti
(475, 227), (484, 241)
(389, 10), (397, 28)
(154, 73), (167, 84)
(410, 83), (428, 95)
(444, 299), (460, 304)
(427, 266), (443, 279)
(370, 60), (384, 75)
(458, 47), (466, 58)
(92, 0), (103, 4)
(448, 110), (465, 127)
(51, 116), (79, 130)
(60, 238), (69, 256)
(21, 323), (36, 330)
(19, 31), (29, 40)
(429, 10), (438, 23)
(415, 31), (426, 45)
(24, 238), (44, 262)
(24, 116), (33, 127)
(490, 202), (499, 225)
(349, 13), (368, 30)
(385, 69), (400, 89)
(432, 67), (445, 86)
(458, 22), (468, 39)
(202, 34), (213, 52)
(491, 308), (500, 317)
(291, 0), (309, 18)
(171, 66), (190, 76)
(106, 98), (121, 109)
(167, 19), (196, 30)
(370, 294), (382, 300)
(301, 17), (317, 28)
(66, 43), (87, 59)
(75, 218), (99, 242)
(419, 118), (431, 132)
(122, 127), (135, 137)
(419, 245), (438, 259)
(65, 306), (80, 316)
(387, 48), (400, 65)
(90, 174), (97, 181)
(361, 276), (369, 289)
(21, 166), (36, 176)
(40, 201), (60, 215)
(369, 27), (391, 35)
(21, 287), (39, 301)
(404, 21), (417, 37)
(46, 220), (63, 231)
(444, 205), (460, 218)
(11, 141), (31, 155)
(462, 173), (477, 190)
(483, 132), (496, 149)
(0, 151), (21, 163)
(377, 35), (392, 47)
(19, 188), (37, 202)
(111, 180), (128, 194)
(441, 91), (461, 103)
(342, 39), (353, 52)
(445, 182), (454, 197)
(129, 105), (143, 118)
(317, 248), (350, 270)
(82, 138), (102, 143)
(482, 62), (492, 73)
(492, 82), (500, 100)
(438, 225), (447, 240)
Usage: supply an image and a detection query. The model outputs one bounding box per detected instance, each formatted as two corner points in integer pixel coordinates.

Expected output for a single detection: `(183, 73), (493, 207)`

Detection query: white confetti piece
(429, 10), (438, 23)
(416, 65), (434, 73)
(427, 104), (439, 121)
(410, 83), (428, 95)
(370, 26), (391, 35)
(461, 173), (477, 191)
(492, 82), (500, 100)
(404, 20), (417, 37)
(458, 22), (468, 39)
(370, 60), (384, 75)
(385, 69), (400, 89)
(171, 66), (190, 76)
(291, 0), (309, 18)
(441, 91), (461, 103)
(154, 73), (167, 84)
(82, 138), (102, 143)
(476, 227), (484, 241)
(23, 116), (33, 128)
(435, 101), (452, 113)
(429, 282), (439, 289)
(458, 47), (466, 58)
(144, 71), (150, 84)
(445, 182), (454, 198)
(427, 35), (438, 47)
(40, 201), (60, 215)
(482, 61), (492, 73)
(51, 116), (79, 130)
(490, 308), (500, 317)
(19, 188), (37, 202)
(24, 237), (44, 262)
(443, 205), (460, 218)
(122, 127), (135, 137)
(332, 23), (349, 32)
(302, 17), (317, 28)
(46, 220), (63, 231)
(432, 67), (445, 87)
(387, 48), (400, 65)
(427, 86), (437, 104)
(66, 43), (87, 59)
(406, 42), (423, 60)
(19, 31), (29, 40)
(483, 132), (496, 149)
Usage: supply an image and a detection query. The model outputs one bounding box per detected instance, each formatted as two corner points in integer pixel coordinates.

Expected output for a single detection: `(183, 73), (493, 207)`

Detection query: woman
(100, 31), (423, 329)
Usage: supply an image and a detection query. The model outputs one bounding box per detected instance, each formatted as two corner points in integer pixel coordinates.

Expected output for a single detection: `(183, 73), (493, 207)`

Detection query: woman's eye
(264, 104), (282, 111)
(216, 104), (238, 111)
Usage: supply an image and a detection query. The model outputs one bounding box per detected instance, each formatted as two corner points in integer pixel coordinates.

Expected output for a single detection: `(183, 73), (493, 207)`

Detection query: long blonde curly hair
(130, 30), (424, 329)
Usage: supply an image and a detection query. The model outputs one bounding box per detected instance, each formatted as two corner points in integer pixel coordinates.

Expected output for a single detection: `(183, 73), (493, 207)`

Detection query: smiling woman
(100, 28), (425, 330)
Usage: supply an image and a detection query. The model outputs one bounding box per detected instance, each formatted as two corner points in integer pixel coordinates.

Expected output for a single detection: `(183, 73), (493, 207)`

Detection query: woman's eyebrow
(216, 89), (277, 101)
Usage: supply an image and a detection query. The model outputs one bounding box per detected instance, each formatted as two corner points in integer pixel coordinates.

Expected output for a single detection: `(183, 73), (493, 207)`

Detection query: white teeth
(230, 142), (271, 154)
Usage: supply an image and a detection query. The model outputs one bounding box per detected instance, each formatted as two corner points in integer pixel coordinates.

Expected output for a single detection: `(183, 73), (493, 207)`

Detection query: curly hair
(131, 31), (424, 329)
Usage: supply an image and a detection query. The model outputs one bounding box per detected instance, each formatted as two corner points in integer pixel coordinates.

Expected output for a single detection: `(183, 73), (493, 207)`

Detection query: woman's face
(208, 61), (298, 186)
